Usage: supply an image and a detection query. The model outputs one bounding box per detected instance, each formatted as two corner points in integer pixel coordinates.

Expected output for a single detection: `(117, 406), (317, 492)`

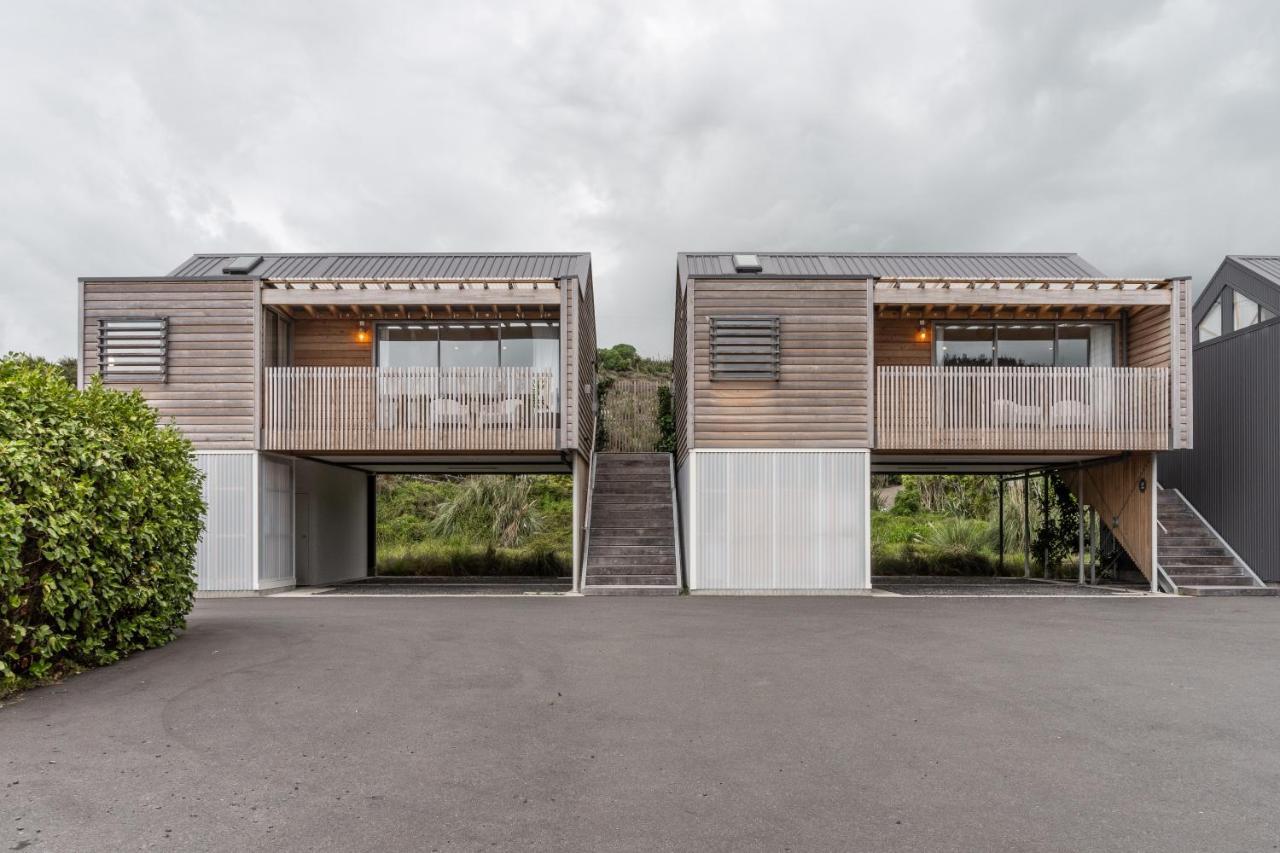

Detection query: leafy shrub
(917, 517), (996, 556)
(0, 356), (204, 689)
(430, 475), (544, 548)
(655, 385), (676, 453)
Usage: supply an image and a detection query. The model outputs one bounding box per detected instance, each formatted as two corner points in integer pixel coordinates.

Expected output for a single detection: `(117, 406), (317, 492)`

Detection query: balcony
(263, 366), (559, 452)
(876, 366), (1170, 451)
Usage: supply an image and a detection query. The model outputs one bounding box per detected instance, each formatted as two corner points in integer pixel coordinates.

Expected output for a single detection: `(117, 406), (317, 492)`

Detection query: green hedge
(0, 356), (205, 689)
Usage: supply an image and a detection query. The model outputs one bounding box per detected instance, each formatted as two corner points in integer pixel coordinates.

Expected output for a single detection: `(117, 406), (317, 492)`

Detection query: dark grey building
(1161, 256), (1280, 582)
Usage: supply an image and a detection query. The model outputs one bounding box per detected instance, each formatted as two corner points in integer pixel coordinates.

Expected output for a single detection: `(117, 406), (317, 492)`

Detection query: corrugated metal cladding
(691, 451), (870, 591)
(1229, 255), (1280, 284)
(193, 452), (255, 592)
(168, 253), (591, 282)
(679, 252), (1104, 290)
(1161, 321), (1280, 582)
(258, 455), (294, 588)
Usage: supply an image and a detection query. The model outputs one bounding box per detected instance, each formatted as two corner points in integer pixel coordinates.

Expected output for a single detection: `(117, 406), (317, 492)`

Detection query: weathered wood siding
(293, 319), (371, 367)
(1067, 452), (1156, 582)
(575, 275), (597, 456)
(81, 278), (256, 450)
(1128, 295), (1191, 449)
(874, 317), (932, 366)
(691, 279), (872, 448)
(673, 284), (691, 463)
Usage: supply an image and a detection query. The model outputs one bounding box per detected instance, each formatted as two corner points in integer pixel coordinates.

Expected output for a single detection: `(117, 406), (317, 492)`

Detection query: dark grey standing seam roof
(678, 252), (1106, 291)
(1227, 255), (1280, 285)
(169, 253), (591, 282)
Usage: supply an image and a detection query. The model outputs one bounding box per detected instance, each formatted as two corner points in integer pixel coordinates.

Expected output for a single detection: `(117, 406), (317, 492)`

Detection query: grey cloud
(2, 0), (1278, 359)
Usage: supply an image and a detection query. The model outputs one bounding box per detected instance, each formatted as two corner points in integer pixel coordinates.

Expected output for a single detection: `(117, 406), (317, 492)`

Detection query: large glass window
(376, 322), (560, 372)
(935, 325), (994, 366)
(440, 325), (500, 368)
(377, 325), (439, 367)
(1198, 301), (1221, 342)
(501, 322), (560, 371)
(996, 324), (1054, 367)
(1233, 291), (1261, 330)
(934, 322), (1114, 367)
(1056, 323), (1114, 367)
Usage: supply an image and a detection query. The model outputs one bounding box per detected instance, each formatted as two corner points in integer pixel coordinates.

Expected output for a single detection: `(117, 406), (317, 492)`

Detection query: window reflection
(933, 322), (1114, 367)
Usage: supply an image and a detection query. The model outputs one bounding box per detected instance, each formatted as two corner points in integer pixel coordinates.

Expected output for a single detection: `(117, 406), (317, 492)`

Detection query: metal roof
(168, 252), (591, 282)
(1227, 255), (1280, 286)
(678, 252), (1105, 291)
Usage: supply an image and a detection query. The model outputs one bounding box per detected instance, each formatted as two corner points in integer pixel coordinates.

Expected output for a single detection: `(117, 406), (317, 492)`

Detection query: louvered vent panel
(98, 318), (168, 381)
(710, 316), (780, 380)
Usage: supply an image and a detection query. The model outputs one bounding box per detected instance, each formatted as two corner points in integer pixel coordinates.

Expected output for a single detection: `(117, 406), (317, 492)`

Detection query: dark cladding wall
(1161, 320), (1280, 581)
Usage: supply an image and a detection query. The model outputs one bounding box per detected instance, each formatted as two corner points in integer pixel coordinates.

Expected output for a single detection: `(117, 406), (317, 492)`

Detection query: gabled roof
(1227, 255), (1280, 286)
(169, 252), (591, 282)
(1193, 255), (1280, 325)
(677, 252), (1105, 291)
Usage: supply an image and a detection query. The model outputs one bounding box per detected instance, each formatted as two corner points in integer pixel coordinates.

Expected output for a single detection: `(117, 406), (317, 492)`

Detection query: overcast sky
(3, 0), (1279, 359)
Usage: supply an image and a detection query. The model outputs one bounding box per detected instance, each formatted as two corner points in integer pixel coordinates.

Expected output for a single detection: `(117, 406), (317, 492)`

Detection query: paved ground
(873, 576), (1143, 596)
(3, 596), (1279, 852)
(317, 577), (572, 596)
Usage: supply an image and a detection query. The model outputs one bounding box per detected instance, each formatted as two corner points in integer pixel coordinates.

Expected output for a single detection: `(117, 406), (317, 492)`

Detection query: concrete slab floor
(2, 596), (1278, 853)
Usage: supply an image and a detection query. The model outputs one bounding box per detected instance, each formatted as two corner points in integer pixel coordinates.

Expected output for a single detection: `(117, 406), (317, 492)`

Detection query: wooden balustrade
(876, 366), (1170, 451)
(263, 367), (559, 452)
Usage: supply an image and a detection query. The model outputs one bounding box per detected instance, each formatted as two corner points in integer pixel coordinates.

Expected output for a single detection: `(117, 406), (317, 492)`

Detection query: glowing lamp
(915, 320), (930, 342)
(356, 320), (370, 344)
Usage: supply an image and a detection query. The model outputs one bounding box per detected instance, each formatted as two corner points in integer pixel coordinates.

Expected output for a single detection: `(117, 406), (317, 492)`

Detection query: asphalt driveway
(3, 595), (1279, 852)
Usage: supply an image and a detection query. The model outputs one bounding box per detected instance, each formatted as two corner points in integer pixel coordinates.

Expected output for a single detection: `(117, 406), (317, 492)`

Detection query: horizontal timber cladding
(193, 452), (256, 592)
(292, 319), (372, 367)
(691, 279), (872, 448)
(575, 276), (597, 456)
(673, 284), (691, 463)
(1128, 295), (1191, 449)
(874, 317), (933, 366)
(82, 278), (256, 449)
(690, 450), (870, 591)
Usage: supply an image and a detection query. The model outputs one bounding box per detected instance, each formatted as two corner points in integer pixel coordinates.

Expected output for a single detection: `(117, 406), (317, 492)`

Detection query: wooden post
(1090, 508), (1098, 585)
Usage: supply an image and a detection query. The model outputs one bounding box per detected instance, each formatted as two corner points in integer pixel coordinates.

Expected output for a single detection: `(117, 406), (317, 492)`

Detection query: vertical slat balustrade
(262, 367), (558, 452)
(875, 366), (1170, 451)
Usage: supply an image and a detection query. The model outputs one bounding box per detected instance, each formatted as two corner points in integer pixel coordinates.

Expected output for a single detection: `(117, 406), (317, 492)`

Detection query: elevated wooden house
(79, 253), (596, 593)
(671, 252), (1224, 593)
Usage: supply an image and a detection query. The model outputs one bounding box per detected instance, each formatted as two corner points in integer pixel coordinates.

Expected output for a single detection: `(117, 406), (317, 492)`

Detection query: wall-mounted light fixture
(915, 320), (930, 343)
(356, 320), (369, 343)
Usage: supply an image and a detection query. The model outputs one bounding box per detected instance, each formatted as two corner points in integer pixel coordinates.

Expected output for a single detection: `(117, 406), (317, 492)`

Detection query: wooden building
(79, 253), (596, 593)
(673, 252), (1198, 593)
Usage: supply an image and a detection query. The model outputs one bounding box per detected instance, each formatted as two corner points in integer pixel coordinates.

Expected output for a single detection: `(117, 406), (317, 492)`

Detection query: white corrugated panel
(194, 452), (255, 591)
(258, 455), (295, 588)
(692, 450), (869, 591)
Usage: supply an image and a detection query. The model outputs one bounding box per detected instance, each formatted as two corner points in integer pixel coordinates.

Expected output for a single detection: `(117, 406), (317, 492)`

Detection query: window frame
(931, 320), (1119, 368)
(372, 319), (561, 370)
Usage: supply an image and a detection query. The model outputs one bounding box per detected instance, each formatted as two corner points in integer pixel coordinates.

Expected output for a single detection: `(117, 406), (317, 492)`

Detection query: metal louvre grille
(710, 316), (780, 380)
(98, 318), (168, 381)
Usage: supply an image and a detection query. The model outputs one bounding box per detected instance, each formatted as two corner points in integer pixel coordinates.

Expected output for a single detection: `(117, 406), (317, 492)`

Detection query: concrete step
(586, 572), (678, 585)
(582, 585), (679, 596)
(590, 538), (674, 550)
(1167, 573), (1256, 586)
(1177, 585), (1278, 597)
(587, 554), (677, 569)
(1159, 554), (1238, 567)
(1160, 564), (1245, 576)
(588, 545), (675, 557)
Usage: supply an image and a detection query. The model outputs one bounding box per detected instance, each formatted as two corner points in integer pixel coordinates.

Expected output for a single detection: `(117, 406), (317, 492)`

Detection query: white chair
(430, 398), (471, 427)
(1050, 399), (1091, 429)
(992, 398), (1041, 428)
(478, 398), (523, 428)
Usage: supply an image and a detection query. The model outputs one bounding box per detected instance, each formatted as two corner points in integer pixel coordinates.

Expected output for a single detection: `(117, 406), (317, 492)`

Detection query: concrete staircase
(1157, 488), (1276, 596)
(582, 453), (680, 596)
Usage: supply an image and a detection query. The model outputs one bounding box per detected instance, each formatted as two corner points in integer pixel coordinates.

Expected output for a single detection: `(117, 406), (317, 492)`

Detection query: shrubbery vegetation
(0, 355), (204, 691)
(376, 474), (571, 577)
